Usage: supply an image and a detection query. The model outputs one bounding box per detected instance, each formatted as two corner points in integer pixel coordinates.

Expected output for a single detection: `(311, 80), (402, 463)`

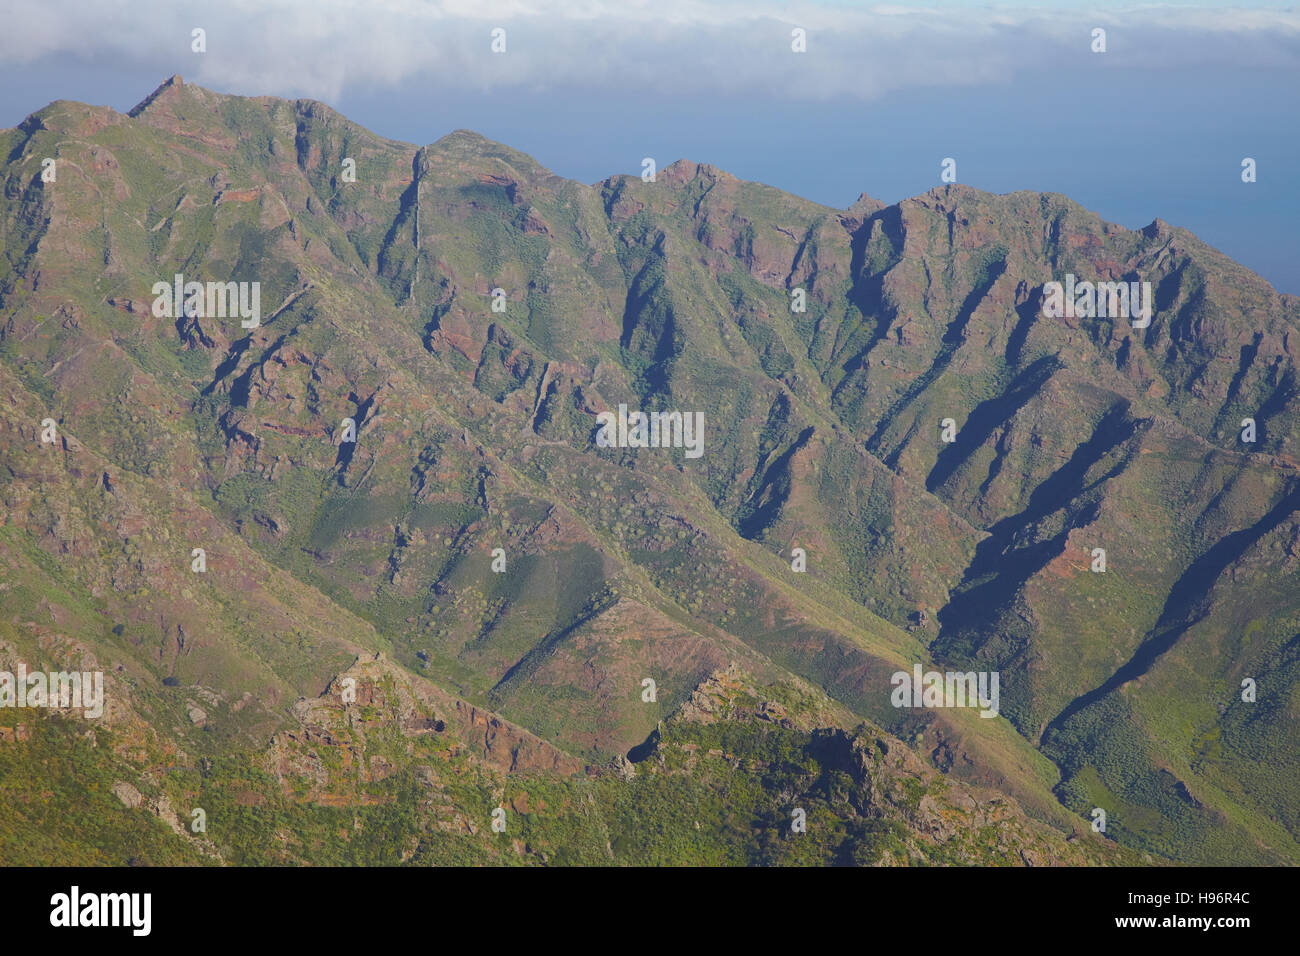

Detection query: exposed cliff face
(631, 666), (1139, 866)
(1, 77), (1296, 865)
(279, 652), (585, 780)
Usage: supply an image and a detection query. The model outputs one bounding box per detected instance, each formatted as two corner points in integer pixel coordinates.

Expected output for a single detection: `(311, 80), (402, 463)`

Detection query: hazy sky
(2, 1), (1296, 291)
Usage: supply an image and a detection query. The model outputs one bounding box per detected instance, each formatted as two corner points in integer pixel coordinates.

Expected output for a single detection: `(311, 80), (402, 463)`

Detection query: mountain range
(1, 76), (1297, 865)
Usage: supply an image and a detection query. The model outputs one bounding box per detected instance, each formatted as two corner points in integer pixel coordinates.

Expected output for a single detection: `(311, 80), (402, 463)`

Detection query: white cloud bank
(2, 1), (1297, 103)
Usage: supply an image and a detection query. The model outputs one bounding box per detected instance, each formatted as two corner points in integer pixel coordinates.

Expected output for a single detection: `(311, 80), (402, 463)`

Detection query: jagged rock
(610, 753), (636, 780)
(112, 781), (143, 808)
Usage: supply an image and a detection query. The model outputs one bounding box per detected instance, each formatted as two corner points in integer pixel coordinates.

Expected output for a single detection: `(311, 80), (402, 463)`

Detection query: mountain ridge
(1, 77), (1297, 865)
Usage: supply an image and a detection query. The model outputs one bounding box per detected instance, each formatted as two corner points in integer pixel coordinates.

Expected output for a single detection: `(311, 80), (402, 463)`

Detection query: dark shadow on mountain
(933, 403), (1138, 661)
(1224, 334), (1263, 408)
(202, 336), (254, 397)
(487, 590), (617, 706)
(334, 388), (378, 478)
(1045, 481), (1300, 741)
(840, 206), (900, 370)
(1254, 368), (1297, 449)
(374, 154), (422, 301)
(619, 240), (677, 401)
(926, 355), (1061, 493)
(737, 425), (814, 539)
(865, 254), (1007, 454)
(627, 726), (660, 763)
(1005, 283), (1042, 367)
